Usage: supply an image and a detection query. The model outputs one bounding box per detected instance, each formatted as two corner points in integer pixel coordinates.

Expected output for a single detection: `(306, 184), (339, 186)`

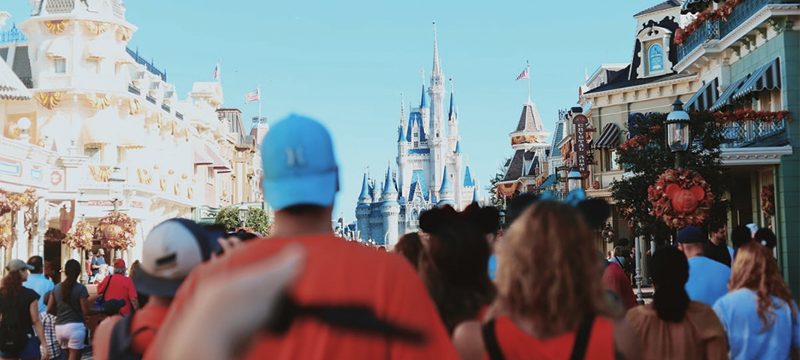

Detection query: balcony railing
(161, 104), (171, 113)
(128, 84), (141, 95)
(0, 24), (27, 45)
(677, 0), (800, 62)
(719, 119), (787, 148)
(146, 95), (156, 104)
(176, 112), (184, 120)
(125, 47), (167, 82)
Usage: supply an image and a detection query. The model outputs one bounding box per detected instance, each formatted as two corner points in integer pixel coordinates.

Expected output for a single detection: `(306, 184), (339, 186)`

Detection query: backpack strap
(569, 314), (596, 360)
(108, 314), (154, 360)
(481, 319), (505, 360)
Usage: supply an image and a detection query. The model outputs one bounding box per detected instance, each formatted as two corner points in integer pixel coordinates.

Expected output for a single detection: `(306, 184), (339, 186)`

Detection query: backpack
(108, 314), (153, 360)
(0, 295), (29, 354)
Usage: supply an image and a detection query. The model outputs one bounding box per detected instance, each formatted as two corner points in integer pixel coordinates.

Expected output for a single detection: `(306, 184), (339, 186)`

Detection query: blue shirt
(685, 256), (731, 306)
(488, 254), (497, 280)
(22, 273), (54, 314)
(714, 289), (800, 360)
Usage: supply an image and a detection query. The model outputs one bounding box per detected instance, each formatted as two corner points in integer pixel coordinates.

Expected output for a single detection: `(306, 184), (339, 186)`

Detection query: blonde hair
(729, 242), (795, 332)
(494, 201), (614, 336)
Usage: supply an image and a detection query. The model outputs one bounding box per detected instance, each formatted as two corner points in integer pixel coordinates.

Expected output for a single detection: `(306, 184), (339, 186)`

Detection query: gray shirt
(53, 282), (89, 325)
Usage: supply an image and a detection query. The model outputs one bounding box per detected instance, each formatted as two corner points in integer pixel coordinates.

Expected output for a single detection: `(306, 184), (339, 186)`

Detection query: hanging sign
(573, 115), (589, 172)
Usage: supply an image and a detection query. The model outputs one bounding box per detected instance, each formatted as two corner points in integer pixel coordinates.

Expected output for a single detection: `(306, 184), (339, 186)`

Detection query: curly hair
(729, 242), (796, 332)
(494, 201), (614, 336)
(394, 233), (423, 270)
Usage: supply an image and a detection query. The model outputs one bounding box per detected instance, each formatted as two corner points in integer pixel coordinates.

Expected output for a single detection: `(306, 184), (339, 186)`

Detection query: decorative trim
(187, 187), (193, 200)
(85, 21), (109, 35)
(584, 74), (697, 99)
(89, 165), (113, 182)
(173, 183), (181, 196)
(720, 145), (792, 165)
(85, 93), (112, 110)
(117, 26), (132, 42)
(44, 20), (68, 35)
(128, 98), (141, 115)
(137, 168), (152, 185)
(159, 178), (166, 191)
(36, 92), (64, 110)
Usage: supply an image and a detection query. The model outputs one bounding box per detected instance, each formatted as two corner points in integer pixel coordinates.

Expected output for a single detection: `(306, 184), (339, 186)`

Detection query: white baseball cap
(134, 218), (212, 297)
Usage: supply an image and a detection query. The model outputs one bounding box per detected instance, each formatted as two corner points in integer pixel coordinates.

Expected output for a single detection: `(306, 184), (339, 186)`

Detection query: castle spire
(400, 93), (406, 128)
(358, 169), (372, 203)
(431, 21), (443, 87)
(419, 83), (427, 108)
(382, 163), (397, 196)
(448, 78), (456, 122)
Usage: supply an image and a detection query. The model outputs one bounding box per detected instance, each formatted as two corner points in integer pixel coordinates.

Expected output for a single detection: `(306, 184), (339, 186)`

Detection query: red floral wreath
(761, 184), (775, 218)
(648, 169), (714, 229)
(675, 0), (746, 45)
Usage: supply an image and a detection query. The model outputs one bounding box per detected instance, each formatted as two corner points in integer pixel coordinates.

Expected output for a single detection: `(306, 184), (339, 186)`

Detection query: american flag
(516, 67), (529, 81)
(245, 88), (260, 103)
(212, 63), (220, 80)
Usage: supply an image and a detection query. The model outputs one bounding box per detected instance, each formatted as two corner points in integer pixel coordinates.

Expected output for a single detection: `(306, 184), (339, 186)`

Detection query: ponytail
(650, 246), (691, 322)
(62, 259), (81, 303)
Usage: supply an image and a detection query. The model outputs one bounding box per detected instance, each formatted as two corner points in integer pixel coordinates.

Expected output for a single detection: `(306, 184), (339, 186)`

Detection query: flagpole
(526, 60), (531, 102)
(217, 58), (221, 83)
(258, 83), (262, 120)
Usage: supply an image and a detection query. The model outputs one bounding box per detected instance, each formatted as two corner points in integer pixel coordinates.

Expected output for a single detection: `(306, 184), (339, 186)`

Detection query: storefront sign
(573, 115), (589, 172)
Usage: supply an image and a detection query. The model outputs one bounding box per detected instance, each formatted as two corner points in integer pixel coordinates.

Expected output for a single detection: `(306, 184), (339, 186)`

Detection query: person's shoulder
(625, 304), (654, 322)
(22, 287), (39, 301)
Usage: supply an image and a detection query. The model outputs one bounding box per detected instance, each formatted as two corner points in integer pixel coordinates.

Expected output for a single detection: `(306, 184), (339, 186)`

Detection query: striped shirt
(41, 312), (62, 360)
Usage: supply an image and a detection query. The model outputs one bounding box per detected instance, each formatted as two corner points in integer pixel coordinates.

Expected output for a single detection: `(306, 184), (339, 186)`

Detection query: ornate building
(355, 27), (478, 247)
(0, 1), (261, 275)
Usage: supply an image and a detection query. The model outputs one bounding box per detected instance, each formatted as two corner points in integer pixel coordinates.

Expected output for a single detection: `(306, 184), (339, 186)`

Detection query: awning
(592, 123), (620, 149)
(205, 144), (231, 173)
(46, 39), (69, 58)
(193, 143), (212, 165)
(733, 58), (780, 101)
(684, 78), (719, 112)
(709, 75), (750, 111)
(540, 174), (556, 188)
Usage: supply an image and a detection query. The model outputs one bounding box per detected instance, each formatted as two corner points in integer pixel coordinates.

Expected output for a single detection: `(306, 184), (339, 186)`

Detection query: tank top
(482, 315), (615, 360)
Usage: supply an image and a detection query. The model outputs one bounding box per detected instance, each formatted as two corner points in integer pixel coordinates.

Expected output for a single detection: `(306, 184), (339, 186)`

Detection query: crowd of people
(0, 114), (797, 360)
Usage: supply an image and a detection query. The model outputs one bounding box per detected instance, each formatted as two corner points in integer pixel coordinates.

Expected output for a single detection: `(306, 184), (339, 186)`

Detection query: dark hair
(0, 270), (23, 297)
(418, 205), (495, 334)
(505, 193), (539, 226)
(731, 225), (752, 248)
(754, 228), (776, 250)
(281, 204), (327, 215)
(62, 259), (81, 303)
(394, 233), (423, 270)
(707, 219), (726, 234)
(650, 246), (690, 322)
(461, 203), (501, 236)
(27, 256), (44, 274)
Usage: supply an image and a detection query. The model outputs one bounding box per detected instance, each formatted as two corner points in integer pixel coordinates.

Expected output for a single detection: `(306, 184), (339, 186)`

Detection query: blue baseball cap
(677, 226), (706, 243)
(261, 114), (339, 211)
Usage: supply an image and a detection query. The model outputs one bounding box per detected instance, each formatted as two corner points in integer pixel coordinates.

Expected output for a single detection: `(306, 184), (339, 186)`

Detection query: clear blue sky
(3, 0), (653, 220)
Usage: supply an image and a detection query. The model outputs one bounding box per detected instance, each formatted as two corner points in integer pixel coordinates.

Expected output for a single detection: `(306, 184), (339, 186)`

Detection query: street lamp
(666, 99), (691, 169)
(238, 204), (249, 229)
(17, 117), (31, 142)
(567, 165), (583, 192)
(108, 166), (125, 212)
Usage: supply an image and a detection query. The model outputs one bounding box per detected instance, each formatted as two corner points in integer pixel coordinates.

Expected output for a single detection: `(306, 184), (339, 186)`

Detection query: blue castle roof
(440, 166), (454, 194)
(408, 170), (429, 201)
(455, 141), (461, 154)
(406, 112), (426, 142)
(463, 165), (475, 187)
(358, 172), (371, 203)
(382, 166), (397, 196)
(420, 84), (427, 108)
(448, 92), (456, 121)
(472, 187), (480, 203)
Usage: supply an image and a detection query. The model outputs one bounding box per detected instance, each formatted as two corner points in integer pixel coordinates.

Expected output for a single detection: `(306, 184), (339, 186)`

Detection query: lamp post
(567, 165), (583, 192)
(17, 117), (31, 142)
(238, 204), (249, 229)
(666, 99), (691, 169)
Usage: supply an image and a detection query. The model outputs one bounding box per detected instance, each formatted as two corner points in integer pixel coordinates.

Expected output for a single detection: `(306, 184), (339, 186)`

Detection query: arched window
(649, 44), (663, 73)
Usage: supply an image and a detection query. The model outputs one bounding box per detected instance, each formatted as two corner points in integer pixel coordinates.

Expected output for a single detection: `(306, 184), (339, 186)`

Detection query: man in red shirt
(144, 114), (459, 360)
(96, 259), (138, 315)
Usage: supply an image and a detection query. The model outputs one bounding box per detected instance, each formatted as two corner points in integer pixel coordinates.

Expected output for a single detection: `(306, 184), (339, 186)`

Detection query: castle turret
(438, 165), (456, 207)
(472, 182), (481, 205)
(355, 170), (372, 241)
(380, 164), (400, 247)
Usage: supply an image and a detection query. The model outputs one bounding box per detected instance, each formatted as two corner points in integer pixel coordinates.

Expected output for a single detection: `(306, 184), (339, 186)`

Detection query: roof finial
(431, 21), (443, 86)
(420, 69), (425, 85)
(400, 93), (406, 127)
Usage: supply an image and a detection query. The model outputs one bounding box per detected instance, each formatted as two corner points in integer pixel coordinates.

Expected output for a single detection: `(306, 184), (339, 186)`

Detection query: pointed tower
(381, 164), (400, 247)
(472, 183), (481, 205)
(427, 23), (450, 197)
(438, 165), (456, 207)
(355, 170), (373, 241)
(447, 79), (460, 151)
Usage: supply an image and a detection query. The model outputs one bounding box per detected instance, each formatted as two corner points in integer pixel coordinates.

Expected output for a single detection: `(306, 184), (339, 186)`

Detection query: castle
(355, 27), (478, 247)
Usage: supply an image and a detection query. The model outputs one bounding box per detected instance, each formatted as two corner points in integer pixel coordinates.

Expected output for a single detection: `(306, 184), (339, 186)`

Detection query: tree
(486, 157), (510, 209)
(611, 112), (729, 244)
(214, 206), (270, 235)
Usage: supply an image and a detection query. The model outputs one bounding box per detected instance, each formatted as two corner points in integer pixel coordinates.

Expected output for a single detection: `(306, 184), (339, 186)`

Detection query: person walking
(92, 218), (214, 359)
(713, 242), (800, 360)
(47, 259), (100, 360)
(677, 226), (731, 306)
(96, 259), (139, 316)
(0, 259), (48, 360)
(22, 256), (54, 314)
(626, 246), (728, 360)
(452, 201), (640, 360)
(704, 223), (733, 267)
(143, 115), (460, 360)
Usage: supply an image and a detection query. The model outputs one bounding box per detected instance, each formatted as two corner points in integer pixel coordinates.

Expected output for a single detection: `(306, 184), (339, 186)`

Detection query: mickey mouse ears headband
(513, 188), (611, 229)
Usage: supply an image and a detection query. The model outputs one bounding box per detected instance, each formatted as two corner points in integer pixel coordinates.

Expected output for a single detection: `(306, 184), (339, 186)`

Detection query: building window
(87, 59), (99, 74)
(648, 44), (663, 73)
(607, 149), (621, 171)
(54, 58), (66, 74)
(206, 167), (215, 185)
(85, 146), (101, 163)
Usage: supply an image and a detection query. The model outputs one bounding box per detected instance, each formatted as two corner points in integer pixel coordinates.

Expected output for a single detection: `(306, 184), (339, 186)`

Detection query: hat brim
(262, 170), (338, 211)
(133, 265), (185, 297)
